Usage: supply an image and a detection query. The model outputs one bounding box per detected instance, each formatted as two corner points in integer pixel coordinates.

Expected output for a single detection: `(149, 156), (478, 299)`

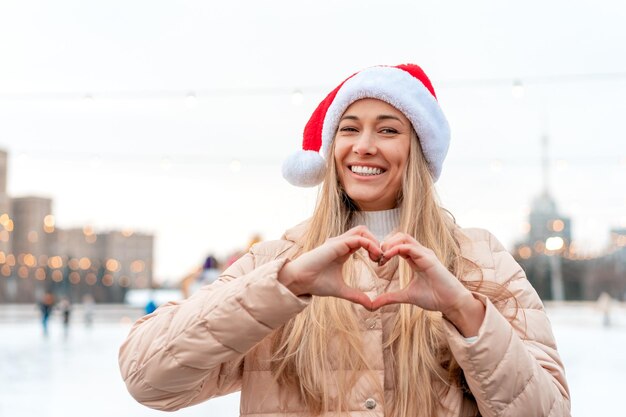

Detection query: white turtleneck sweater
(351, 208), (400, 242)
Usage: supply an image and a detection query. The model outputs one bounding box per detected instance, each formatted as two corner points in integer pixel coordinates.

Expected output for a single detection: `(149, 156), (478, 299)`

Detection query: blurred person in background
(180, 255), (221, 298)
(596, 292), (613, 327)
(82, 293), (95, 328)
(58, 296), (72, 338)
(120, 64), (570, 416)
(144, 292), (158, 315)
(225, 233), (263, 267)
(38, 291), (55, 337)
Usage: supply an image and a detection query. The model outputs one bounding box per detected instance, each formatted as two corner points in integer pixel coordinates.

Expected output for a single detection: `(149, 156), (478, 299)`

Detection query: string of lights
(0, 251), (143, 288)
(1, 71), (626, 101)
(12, 150), (625, 170)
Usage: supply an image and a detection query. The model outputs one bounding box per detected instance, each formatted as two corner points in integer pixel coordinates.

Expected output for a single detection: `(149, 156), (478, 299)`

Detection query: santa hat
(282, 64), (450, 187)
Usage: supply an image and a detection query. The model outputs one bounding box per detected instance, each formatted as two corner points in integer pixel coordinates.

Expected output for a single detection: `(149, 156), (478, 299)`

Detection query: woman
(119, 64), (570, 417)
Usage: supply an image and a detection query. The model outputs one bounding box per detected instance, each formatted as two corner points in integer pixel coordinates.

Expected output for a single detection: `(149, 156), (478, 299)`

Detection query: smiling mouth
(350, 165), (385, 176)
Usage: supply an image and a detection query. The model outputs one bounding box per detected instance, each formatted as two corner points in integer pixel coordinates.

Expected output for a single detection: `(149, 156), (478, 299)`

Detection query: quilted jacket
(119, 224), (571, 416)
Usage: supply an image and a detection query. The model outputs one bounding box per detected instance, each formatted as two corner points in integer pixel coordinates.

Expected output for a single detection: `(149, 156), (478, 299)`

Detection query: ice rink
(1, 303), (624, 417)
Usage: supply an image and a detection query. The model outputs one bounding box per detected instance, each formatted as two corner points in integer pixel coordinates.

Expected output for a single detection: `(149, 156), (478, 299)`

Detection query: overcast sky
(0, 0), (624, 282)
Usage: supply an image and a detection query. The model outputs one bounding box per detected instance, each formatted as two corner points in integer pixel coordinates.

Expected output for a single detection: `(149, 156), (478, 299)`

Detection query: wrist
(277, 260), (307, 296)
(442, 292), (486, 338)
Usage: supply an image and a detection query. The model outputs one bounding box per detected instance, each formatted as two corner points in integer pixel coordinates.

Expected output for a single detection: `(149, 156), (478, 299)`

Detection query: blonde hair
(269, 130), (510, 416)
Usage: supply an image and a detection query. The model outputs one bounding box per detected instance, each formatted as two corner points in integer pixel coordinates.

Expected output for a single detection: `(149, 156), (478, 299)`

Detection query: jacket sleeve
(443, 232), (571, 417)
(118, 248), (310, 411)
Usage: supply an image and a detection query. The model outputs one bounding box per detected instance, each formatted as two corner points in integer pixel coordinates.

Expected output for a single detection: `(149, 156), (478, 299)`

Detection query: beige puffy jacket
(119, 225), (570, 416)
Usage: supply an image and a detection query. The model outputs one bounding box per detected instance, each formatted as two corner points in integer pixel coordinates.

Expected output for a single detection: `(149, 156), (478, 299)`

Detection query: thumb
(337, 286), (373, 311)
(371, 289), (410, 310)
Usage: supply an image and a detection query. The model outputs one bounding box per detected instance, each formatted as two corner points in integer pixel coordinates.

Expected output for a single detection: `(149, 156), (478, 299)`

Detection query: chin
(351, 195), (395, 211)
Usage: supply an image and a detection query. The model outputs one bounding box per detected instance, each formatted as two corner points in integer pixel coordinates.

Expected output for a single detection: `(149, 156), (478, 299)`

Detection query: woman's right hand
(277, 226), (382, 310)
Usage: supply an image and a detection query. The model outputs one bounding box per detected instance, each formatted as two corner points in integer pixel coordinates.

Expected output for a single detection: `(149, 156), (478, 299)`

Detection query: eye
(380, 128), (399, 134)
(339, 126), (359, 133)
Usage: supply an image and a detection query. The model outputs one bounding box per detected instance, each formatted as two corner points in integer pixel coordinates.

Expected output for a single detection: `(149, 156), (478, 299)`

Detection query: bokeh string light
(1, 70), (626, 101)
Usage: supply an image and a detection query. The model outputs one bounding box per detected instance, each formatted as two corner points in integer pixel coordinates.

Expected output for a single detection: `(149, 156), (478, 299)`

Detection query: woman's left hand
(370, 233), (485, 336)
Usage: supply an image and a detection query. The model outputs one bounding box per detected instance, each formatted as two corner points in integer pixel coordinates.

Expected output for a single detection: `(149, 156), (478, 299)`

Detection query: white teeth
(351, 165), (383, 175)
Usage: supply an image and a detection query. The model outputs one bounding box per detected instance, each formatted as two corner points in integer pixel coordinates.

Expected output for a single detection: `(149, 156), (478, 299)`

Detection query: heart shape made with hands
(282, 225), (470, 316)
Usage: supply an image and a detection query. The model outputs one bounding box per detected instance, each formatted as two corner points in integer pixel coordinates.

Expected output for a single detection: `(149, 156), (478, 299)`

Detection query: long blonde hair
(269, 131), (508, 416)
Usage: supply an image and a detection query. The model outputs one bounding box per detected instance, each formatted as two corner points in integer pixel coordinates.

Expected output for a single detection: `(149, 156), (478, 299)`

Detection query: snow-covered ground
(1, 303), (624, 417)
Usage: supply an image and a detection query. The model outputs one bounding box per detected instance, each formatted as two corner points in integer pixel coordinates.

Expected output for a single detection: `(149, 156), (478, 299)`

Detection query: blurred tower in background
(10, 196), (53, 301)
(0, 150), (11, 254)
(517, 135), (572, 301)
(0, 149), (7, 195)
(528, 135), (572, 246)
(0, 150), (13, 301)
(528, 193), (571, 247)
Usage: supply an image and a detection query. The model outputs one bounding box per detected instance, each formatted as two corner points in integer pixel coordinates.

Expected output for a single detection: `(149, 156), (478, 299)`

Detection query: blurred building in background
(513, 136), (625, 301)
(0, 151), (11, 257)
(584, 228), (626, 299)
(515, 224), (626, 302)
(514, 190), (578, 301)
(11, 196), (54, 258)
(0, 149), (154, 304)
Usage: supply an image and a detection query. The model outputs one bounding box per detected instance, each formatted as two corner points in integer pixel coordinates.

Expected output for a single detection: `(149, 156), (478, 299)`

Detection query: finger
(359, 238), (385, 262)
(341, 236), (383, 262)
(382, 243), (424, 267)
(346, 225), (380, 246)
(380, 233), (418, 253)
(383, 242), (433, 261)
(380, 233), (419, 252)
(389, 244), (443, 274)
(379, 237), (415, 266)
(371, 289), (411, 310)
(337, 286), (373, 311)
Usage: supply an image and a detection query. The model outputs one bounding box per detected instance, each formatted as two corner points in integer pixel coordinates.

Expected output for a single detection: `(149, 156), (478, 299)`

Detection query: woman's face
(333, 98), (411, 211)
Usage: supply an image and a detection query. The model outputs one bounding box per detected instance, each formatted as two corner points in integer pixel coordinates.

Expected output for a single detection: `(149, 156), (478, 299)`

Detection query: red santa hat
(282, 64), (450, 187)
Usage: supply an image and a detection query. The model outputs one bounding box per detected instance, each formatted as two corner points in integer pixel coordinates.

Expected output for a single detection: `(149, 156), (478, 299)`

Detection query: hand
(371, 233), (485, 336)
(278, 226), (382, 310)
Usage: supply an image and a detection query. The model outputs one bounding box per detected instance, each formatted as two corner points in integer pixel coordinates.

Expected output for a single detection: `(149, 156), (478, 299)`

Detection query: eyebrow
(376, 114), (403, 122)
(340, 114), (405, 123)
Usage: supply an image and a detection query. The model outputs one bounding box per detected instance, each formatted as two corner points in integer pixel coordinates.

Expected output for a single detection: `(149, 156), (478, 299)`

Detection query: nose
(352, 130), (377, 156)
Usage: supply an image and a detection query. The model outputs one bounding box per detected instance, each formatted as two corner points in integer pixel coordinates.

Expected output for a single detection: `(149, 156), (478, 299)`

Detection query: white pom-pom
(282, 150), (326, 187)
